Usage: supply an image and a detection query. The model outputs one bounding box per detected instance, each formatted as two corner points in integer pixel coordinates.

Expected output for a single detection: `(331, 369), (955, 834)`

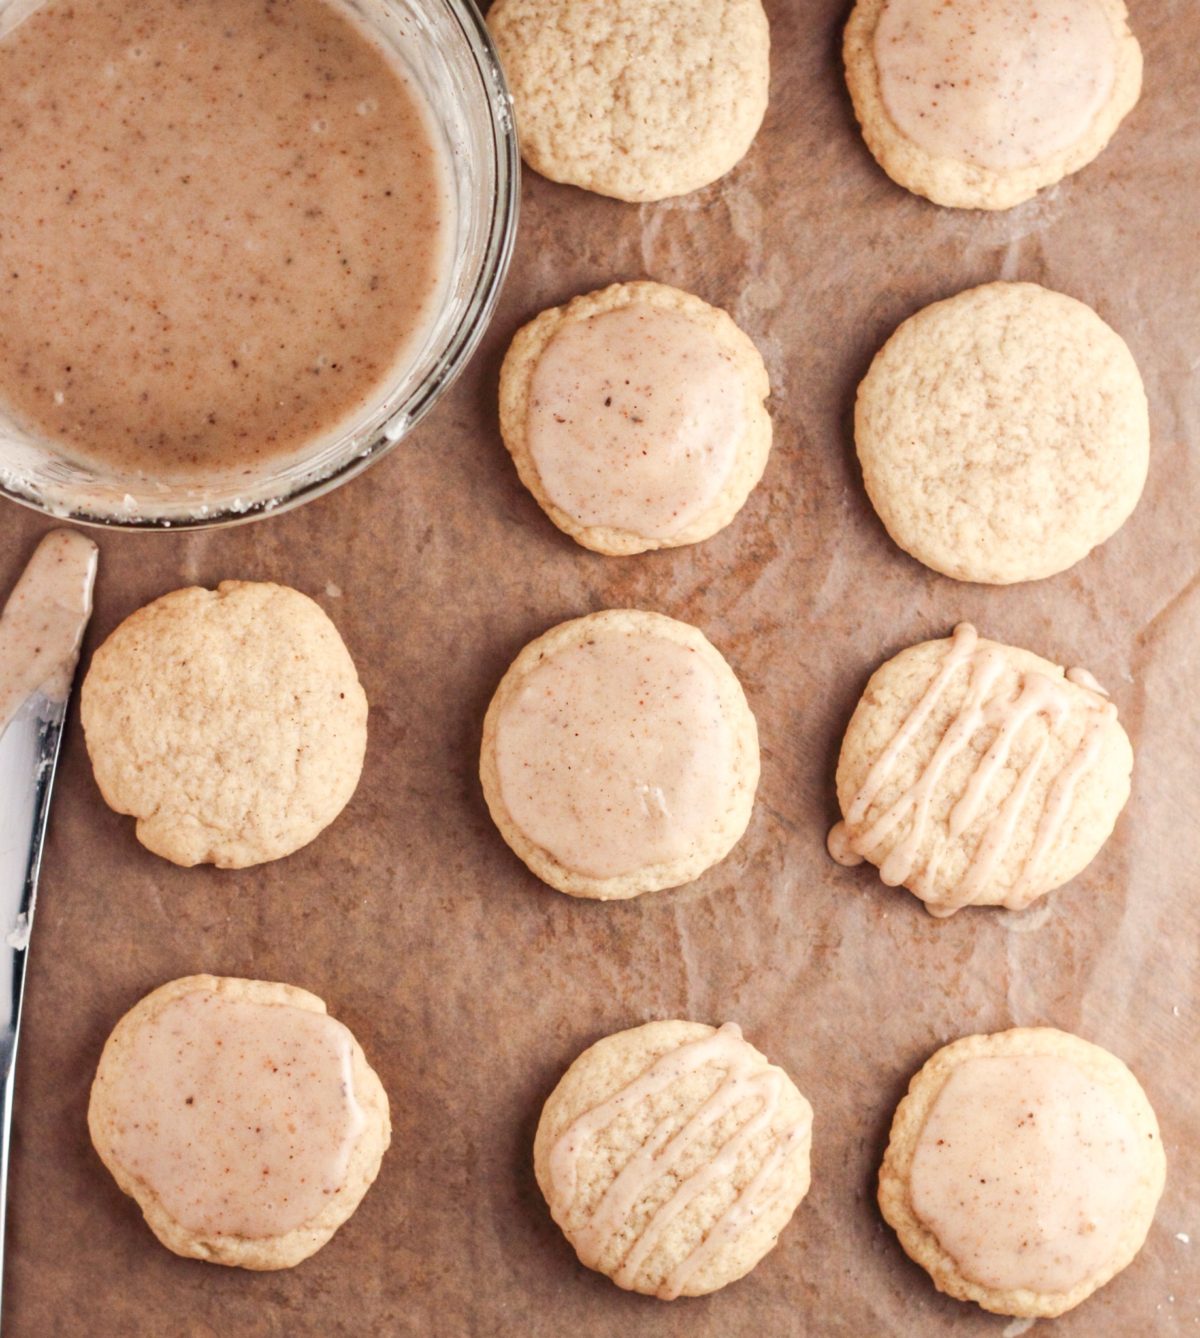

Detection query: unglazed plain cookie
(844, 0), (1143, 209)
(534, 1021), (812, 1298)
(855, 282), (1149, 584)
(879, 1028), (1165, 1317)
(829, 623), (1132, 916)
(499, 282), (772, 555)
(81, 580), (367, 867)
(88, 975), (391, 1270)
(487, 0), (770, 202)
(480, 609), (758, 899)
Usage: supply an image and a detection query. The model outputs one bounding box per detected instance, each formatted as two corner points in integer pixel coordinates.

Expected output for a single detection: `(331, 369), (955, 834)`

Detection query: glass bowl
(0, 0), (518, 529)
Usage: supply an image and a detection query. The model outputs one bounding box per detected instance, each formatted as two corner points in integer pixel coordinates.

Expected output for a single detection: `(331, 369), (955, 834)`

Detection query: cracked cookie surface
(487, 0), (770, 202)
(82, 580), (367, 867)
(855, 282), (1149, 585)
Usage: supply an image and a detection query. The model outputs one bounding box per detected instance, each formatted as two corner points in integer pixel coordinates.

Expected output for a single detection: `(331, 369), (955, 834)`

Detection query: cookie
(499, 281), (772, 555)
(480, 609), (758, 900)
(81, 580), (368, 868)
(88, 975), (391, 1270)
(487, 0), (770, 202)
(534, 1020), (813, 1298)
(879, 1027), (1165, 1317)
(844, 0), (1143, 210)
(855, 282), (1149, 585)
(829, 623), (1132, 916)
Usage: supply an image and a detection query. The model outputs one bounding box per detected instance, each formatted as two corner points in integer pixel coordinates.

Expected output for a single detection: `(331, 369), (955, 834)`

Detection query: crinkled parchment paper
(1, 0), (1196, 1333)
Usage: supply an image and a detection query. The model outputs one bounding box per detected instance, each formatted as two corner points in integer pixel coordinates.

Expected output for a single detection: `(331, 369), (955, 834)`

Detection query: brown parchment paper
(1, 0), (1197, 1333)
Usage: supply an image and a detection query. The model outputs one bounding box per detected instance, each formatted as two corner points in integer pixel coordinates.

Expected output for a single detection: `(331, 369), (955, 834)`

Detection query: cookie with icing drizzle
(534, 1020), (812, 1298)
(829, 624), (1132, 916)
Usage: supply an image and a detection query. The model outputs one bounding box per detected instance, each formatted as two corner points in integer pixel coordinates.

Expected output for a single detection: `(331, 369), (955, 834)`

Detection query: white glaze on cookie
(0, 529), (97, 732)
(104, 989), (366, 1238)
(1066, 665), (1109, 696)
(874, 0), (1116, 170)
(832, 624), (1117, 915)
(527, 304), (744, 540)
(826, 820), (864, 867)
(493, 627), (737, 879)
(909, 1054), (1143, 1293)
(547, 1023), (811, 1300)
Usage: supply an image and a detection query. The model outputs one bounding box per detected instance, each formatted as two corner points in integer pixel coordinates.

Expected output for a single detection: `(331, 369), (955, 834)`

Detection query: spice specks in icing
(527, 305), (744, 540)
(0, 0), (450, 477)
(0, 529), (98, 734)
(105, 990), (367, 1239)
(874, 0), (1117, 171)
(909, 1054), (1145, 1293)
(831, 623), (1119, 915)
(546, 1023), (811, 1300)
(494, 628), (738, 879)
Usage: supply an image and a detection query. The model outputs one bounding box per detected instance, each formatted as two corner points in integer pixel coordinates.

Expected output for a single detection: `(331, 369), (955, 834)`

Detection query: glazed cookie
(480, 609), (758, 899)
(499, 282), (772, 555)
(487, 0), (770, 202)
(81, 580), (367, 867)
(88, 975), (391, 1270)
(856, 282), (1149, 584)
(844, 0), (1143, 209)
(879, 1028), (1166, 1317)
(829, 623), (1132, 917)
(534, 1021), (813, 1298)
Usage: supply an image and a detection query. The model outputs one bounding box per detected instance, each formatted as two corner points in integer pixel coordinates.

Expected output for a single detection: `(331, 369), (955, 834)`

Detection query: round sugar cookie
(479, 609), (759, 899)
(81, 580), (368, 868)
(88, 975), (391, 1270)
(830, 623), (1133, 917)
(499, 282), (772, 555)
(534, 1020), (813, 1298)
(855, 282), (1149, 585)
(879, 1028), (1165, 1317)
(487, 0), (770, 202)
(844, 0), (1143, 210)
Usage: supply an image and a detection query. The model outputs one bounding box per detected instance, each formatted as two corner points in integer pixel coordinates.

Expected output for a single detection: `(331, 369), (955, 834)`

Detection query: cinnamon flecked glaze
(0, 0), (450, 477)
(88, 976), (391, 1270)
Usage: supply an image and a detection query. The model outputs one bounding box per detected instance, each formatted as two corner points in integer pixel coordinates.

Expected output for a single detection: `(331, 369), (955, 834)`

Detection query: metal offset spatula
(0, 530), (98, 1326)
